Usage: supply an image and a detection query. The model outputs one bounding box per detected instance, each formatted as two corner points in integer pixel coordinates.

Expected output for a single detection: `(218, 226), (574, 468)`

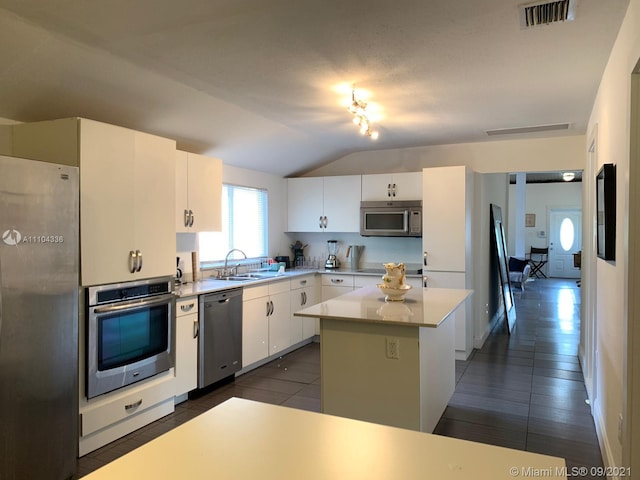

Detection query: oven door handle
(93, 293), (175, 314)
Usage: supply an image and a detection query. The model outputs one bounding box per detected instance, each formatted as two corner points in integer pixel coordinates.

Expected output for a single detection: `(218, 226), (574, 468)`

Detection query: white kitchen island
(294, 285), (472, 433)
(84, 397), (566, 479)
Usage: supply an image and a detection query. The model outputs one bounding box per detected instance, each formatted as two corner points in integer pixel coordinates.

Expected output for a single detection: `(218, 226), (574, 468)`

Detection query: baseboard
(473, 311), (501, 350)
(593, 398), (621, 478)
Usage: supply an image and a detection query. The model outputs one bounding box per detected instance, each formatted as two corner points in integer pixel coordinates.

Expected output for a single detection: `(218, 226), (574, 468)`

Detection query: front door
(548, 209), (582, 278)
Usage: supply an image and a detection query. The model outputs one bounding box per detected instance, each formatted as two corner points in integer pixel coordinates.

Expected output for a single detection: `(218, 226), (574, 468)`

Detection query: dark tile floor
(77, 278), (603, 478)
(434, 278), (604, 479)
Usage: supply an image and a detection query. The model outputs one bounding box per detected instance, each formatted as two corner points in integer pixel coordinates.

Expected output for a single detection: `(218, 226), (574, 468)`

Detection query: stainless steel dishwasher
(198, 287), (243, 388)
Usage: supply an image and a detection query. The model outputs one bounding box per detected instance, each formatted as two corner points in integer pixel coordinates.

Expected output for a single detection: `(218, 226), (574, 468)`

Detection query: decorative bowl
(377, 283), (412, 301)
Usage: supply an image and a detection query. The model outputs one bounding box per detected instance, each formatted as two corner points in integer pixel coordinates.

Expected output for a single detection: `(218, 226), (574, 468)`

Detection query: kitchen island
(294, 285), (472, 433)
(84, 397), (566, 479)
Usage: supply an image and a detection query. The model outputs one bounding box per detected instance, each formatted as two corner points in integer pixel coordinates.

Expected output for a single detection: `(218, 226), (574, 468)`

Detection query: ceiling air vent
(486, 123), (571, 136)
(519, 0), (576, 28)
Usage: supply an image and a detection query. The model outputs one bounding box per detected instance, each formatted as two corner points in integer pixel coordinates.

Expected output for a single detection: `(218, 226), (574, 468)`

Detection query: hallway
(78, 278), (603, 478)
(434, 278), (603, 477)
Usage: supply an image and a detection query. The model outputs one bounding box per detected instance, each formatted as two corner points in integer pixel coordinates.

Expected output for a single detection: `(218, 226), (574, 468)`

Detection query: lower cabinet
(78, 371), (175, 456)
(290, 274), (319, 341)
(321, 274), (354, 301)
(175, 297), (198, 398)
(242, 279), (292, 366)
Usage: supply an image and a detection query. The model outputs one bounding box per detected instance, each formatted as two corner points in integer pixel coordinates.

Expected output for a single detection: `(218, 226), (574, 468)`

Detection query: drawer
(268, 279), (290, 295)
(243, 284), (270, 301)
(354, 275), (381, 288)
(177, 296), (198, 317)
(81, 372), (175, 436)
(290, 274), (316, 290)
(321, 274), (354, 288)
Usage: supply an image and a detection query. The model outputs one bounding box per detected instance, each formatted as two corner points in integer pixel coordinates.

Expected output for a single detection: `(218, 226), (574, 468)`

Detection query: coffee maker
(325, 240), (340, 269)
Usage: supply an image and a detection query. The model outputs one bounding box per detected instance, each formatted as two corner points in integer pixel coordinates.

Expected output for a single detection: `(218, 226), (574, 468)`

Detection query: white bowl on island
(377, 283), (412, 301)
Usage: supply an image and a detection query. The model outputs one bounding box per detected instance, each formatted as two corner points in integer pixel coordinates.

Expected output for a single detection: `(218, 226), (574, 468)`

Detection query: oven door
(87, 293), (175, 398)
(361, 209), (409, 236)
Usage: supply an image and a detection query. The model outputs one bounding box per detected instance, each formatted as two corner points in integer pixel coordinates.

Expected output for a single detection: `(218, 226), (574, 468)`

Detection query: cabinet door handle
(423, 251), (428, 267)
(184, 209), (190, 228)
(128, 250), (137, 273)
(189, 209), (194, 227)
(266, 300), (271, 317)
(193, 318), (199, 338)
(136, 250), (143, 272)
(319, 216), (323, 229)
(392, 183), (397, 197)
(300, 280), (307, 286)
(323, 216), (328, 229)
(423, 276), (428, 288)
(387, 183), (392, 197)
(330, 278), (343, 284)
(270, 300), (274, 316)
(124, 399), (142, 412)
(180, 302), (195, 312)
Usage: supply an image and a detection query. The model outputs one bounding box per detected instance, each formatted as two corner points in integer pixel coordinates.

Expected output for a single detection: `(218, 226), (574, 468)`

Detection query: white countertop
(83, 397), (566, 480)
(174, 268), (421, 298)
(294, 285), (472, 328)
(174, 269), (318, 297)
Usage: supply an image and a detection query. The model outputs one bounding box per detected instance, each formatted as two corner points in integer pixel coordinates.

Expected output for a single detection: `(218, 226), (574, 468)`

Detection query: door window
(559, 217), (575, 251)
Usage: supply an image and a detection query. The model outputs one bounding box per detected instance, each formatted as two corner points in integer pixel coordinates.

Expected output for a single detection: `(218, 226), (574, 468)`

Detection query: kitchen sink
(219, 276), (255, 282)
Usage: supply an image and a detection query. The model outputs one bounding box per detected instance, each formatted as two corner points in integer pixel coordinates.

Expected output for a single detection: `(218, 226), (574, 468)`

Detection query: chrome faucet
(224, 249), (247, 276)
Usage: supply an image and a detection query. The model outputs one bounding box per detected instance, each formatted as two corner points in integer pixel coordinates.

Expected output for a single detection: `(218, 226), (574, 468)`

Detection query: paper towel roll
(191, 251), (199, 282)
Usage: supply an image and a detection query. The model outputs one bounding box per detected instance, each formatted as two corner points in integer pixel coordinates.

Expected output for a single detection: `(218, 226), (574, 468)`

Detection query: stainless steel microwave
(360, 200), (422, 237)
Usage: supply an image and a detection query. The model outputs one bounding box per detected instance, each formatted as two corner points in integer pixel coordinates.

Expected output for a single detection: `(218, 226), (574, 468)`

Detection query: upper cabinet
(12, 118), (176, 286)
(361, 172), (422, 201)
(175, 150), (222, 233)
(287, 176), (361, 232)
(422, 166), (472, 272)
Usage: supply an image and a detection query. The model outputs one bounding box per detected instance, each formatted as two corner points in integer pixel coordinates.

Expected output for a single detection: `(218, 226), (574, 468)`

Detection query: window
(199, 184), (268, 263)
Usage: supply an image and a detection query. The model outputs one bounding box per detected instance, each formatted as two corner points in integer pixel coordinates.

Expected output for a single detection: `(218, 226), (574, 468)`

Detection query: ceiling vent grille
(519, 0), (576, 28)
(486, 123), (571, 136)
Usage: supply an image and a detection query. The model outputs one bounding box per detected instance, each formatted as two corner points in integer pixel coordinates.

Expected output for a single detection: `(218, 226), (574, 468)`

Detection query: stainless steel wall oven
(86, 277), (175, 399)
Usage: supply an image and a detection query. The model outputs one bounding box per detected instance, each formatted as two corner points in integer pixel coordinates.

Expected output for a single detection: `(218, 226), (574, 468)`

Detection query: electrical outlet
(386, 338), (400, 359)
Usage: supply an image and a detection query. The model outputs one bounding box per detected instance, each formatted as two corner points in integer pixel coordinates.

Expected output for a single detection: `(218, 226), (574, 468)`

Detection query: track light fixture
(347, 86), (379, 140)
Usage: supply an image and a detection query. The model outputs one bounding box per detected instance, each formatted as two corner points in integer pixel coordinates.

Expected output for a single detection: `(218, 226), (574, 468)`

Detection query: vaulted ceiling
(0, 0), (630, 176)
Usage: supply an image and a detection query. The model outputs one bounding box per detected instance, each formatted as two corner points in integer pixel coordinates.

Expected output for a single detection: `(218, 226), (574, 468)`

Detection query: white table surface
(83, 397), (566, 480)
(294, 285), (472, 327)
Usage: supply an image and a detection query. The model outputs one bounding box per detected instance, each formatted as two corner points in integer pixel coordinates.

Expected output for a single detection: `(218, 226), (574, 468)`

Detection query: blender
(325, 240), (340, 269)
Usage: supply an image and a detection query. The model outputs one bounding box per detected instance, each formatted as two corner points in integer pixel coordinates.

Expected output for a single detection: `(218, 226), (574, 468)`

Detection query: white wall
(584, 0), (639, 471)
(506, 182), (583, 263)
(474, 173), (509, 347)
(0, 117), (20, 155)
(306, 135), (585, 176)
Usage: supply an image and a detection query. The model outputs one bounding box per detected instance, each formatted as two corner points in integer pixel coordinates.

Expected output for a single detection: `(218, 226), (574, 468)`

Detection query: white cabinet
(242, 280), (292, 367)
(422, 166), (474, 360)
(175, 297), (198, 398)
(287, 176), (361, 232)
(175, 150), (222, 232)
(290, 274), (318, 341)
(242, 285), (270, 367)
(11, 117), (177, 286)
(321, 274), (355, 301)
(361, 172), (422, 201)
(422, 166), (471, 272)
(80, 120), (176, 285)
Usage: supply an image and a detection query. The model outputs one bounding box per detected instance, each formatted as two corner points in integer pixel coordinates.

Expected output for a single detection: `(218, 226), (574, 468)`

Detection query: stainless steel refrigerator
(0, 154), (79, 479)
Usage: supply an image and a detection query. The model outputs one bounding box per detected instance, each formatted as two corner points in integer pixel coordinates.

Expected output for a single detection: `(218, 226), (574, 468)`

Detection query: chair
(526, 247), (549, 278)
(508, 257), (531, 290)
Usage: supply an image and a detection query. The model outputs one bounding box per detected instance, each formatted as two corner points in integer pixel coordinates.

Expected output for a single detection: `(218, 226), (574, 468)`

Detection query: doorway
(548, 208), (582, 278)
